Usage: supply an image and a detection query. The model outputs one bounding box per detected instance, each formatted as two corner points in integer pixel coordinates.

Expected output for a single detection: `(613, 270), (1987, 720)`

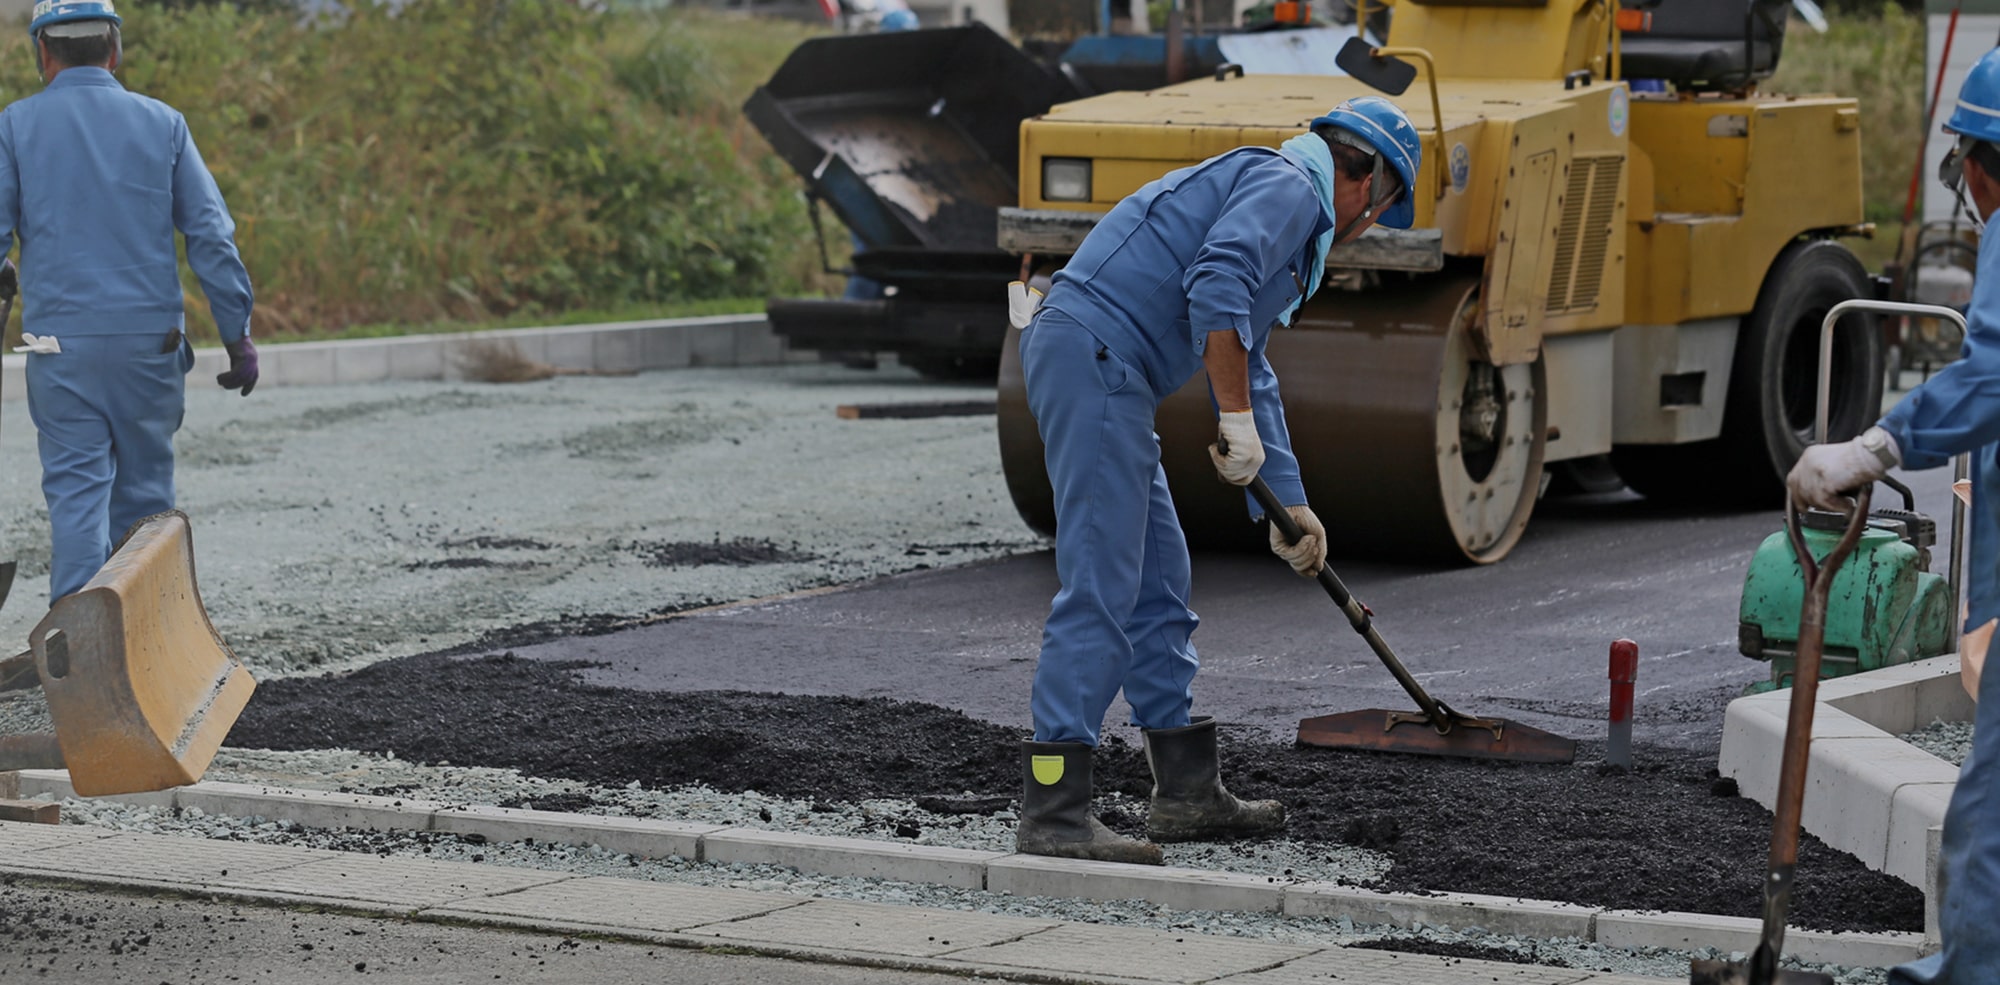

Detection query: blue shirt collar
(45, 66), (121, 90)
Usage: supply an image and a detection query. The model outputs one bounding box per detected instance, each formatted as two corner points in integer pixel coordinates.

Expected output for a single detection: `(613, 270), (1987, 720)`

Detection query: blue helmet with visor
(29, 0), (120, 36)
(1309, 96), (1423, 231)
(1939, 46), (2000, 224)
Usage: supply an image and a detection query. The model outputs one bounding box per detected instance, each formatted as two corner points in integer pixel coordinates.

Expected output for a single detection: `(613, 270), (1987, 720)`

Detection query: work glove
(1786, 426), (1898, 513)
(1269, 504), (1326, 577)
(217, 337), (259, 396)
(1208, 410), (1265, 485)
(1007, 281), (1043, 330)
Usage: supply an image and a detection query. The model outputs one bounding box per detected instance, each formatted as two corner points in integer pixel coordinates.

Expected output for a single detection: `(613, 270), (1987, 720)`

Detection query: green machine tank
(1739, 480), (1953, 692)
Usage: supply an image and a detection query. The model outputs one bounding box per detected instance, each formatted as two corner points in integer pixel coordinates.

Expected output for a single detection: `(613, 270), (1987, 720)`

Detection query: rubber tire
(1612, 239), (1881, 508)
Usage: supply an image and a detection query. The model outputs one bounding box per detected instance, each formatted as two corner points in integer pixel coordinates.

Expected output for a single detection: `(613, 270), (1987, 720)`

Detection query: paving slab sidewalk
(0, 820), (1669, 984)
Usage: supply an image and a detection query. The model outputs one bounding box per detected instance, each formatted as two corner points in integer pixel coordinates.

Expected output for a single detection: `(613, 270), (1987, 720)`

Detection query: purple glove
(217, 337), (258, 396)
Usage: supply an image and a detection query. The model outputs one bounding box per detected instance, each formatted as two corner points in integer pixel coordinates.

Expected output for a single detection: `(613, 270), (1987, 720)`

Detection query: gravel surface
(0, 363), (1039, 678)
(44, 796), (1887, 984)
(1902, 720), (1974, 767)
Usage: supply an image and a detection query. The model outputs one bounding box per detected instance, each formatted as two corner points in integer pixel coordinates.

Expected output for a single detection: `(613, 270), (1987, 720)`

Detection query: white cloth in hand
(13, 333), (59, 354)
(1007, 281), (1043, 330)
(1208, 410), (1264, 485)
(1269, 504), (1326, 577)
(1787, 427), (1898, 512)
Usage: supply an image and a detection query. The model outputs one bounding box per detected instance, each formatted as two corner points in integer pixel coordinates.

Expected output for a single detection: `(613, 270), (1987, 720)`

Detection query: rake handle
(1246, 475), (1457, 727)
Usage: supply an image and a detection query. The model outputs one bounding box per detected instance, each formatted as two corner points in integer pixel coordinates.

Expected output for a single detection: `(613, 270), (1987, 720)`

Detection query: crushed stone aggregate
(1901, 719), (1973, 767)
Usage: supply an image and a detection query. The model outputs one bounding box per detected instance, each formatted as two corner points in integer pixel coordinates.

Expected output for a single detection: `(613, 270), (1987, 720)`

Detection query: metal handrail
(1816, 298), (1972, 650)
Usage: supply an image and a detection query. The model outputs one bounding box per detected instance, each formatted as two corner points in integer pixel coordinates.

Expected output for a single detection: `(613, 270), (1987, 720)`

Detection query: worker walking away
(1014, 97), (1421, 863)
(1789, 47), (2000, 984)
(0, 1), (256, 603)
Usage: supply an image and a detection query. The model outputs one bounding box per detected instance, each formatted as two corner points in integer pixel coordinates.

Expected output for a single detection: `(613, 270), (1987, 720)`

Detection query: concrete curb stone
(8, 771), (1922, 969)
(0, 314), (798, 400)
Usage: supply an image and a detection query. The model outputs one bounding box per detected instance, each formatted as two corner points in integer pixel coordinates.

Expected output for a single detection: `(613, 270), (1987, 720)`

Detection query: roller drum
(997, 273), (1546, 564)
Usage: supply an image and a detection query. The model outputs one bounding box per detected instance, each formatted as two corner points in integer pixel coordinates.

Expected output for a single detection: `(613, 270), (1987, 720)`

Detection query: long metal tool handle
(1246, 475), (1458, 727)
(1750, 491), (1872, 982)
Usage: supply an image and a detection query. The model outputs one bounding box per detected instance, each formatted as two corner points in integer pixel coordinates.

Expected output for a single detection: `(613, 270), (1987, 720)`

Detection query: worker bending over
(0, 1), (256, 602)
(1014, 98), (1422, 863)
(1789, 47), (2000, 984)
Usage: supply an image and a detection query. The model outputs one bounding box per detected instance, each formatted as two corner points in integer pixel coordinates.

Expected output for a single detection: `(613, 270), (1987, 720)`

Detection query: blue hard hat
(1310, 96), (1422, 230)
(28, 0), (120, 37)
(878, 9), (919, 30)
(1947, 47), (2000, 144)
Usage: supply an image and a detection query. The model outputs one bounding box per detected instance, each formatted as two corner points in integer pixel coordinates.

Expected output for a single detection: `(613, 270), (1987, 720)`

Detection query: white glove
(1208, 410), (1265, 485)
(13, 333), (59, 354)
(1007, 281), (1043, 330)
(1787, 426), (1899, 512)
(1269, 505), (1327, 577)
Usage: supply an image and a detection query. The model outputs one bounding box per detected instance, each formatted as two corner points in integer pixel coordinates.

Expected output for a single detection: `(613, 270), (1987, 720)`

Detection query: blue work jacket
(0, 67), (252, 342)
(1039, 147), (1334, 509)
(1879, 227), (2000, 630)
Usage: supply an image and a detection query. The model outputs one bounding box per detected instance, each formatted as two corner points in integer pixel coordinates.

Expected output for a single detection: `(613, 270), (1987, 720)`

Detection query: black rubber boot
(1014, 740), (1163, 865)
(1144, 717), (1285, 842)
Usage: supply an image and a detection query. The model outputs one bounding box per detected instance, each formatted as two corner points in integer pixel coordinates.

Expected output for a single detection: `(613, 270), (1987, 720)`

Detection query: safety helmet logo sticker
(1608, 88), (1629, 138)
(1449, 143), (1470, 195)
(1030, 755), (1064, 786)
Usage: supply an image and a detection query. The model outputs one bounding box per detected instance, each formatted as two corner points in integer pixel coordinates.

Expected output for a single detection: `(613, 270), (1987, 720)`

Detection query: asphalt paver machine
(998, 0), (1883, 563)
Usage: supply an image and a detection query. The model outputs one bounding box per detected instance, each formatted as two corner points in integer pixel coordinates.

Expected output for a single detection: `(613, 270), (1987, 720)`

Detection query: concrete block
(543, 328), (595, 371)
(1210, 947), (1584, 984)
(331, 339), (393, 385)
(733, 323), (787, 366)
(686, 898), (1055, 957)
(590, 327), (644, 374)
(268, 343), (336, 387)
(1283, 883), (1597, 939)
(1595, 910), (1762, 953)
(10, 769), (177, 810)
(689, 324), (736, 367)
(1888, 783), (1956, 888)
(4, 831), (331, 884)
(1907, 657), (1974, 725)
(1803, 736), (1962, 872)
(0, 799), (58, 824)
(986, 854), (1285, 913)
(640, 324), (692, 370)
(1719, 699), (1880, 808)
(1820, 673), (1920, 733)
(703, 828), (1005, 890)
(176, 782), (435, 833)
(382, 337), (447, 381)
(429, 804), (718, 861)
(211, 853), (570, 910)
(1785, 928), (1929, 968)
(427, 875), (801, 933)
(948, 923), (1315, 984)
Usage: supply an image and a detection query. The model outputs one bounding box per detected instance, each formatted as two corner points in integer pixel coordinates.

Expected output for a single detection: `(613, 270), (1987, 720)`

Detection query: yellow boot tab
(1030, 754), (1065, 786)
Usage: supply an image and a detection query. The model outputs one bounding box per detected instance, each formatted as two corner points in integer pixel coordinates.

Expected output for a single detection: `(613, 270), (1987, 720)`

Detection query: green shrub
(0, 0), (824, 340)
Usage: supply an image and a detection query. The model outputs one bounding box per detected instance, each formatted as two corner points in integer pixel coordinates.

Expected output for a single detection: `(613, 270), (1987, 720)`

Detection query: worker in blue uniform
(0, 1), (256, 602)
(1790, 46), (2000, 985)
(1013, 97), (1422, 863)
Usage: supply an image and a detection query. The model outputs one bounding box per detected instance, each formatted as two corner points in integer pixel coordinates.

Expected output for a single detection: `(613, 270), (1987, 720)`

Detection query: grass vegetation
(1767, 2), (1925, 268)
(0, 1), (826, 345)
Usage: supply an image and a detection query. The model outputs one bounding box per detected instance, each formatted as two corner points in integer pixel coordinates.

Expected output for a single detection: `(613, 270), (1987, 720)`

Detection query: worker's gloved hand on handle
(217, 337), (259, 396)
(1269, 505), (1326, 577)
(1208, 410), (1264, 485)
(1786, 425), (1899, 513)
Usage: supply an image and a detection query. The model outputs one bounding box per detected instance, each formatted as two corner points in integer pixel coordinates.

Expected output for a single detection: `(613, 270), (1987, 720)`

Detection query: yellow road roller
(996, 0), (1878, 563)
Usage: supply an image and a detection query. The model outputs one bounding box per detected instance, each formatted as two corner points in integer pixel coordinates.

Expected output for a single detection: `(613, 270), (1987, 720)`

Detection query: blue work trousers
(25, 333), (189, 601)
(1023, 309), (1199, 745)
(1893, 637), (2000, 983)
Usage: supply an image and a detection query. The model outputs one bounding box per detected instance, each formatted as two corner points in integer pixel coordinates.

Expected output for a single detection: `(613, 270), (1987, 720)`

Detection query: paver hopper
(0, 510), (255, 796)
(744, 25), (1078, 376)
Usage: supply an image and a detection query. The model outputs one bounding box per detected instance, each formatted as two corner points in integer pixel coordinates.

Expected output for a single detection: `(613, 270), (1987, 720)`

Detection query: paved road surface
(513, 464), (1961, 752)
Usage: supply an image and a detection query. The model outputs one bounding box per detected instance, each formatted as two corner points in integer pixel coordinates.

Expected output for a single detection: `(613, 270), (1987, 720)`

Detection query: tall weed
(0, 1), (824, 339)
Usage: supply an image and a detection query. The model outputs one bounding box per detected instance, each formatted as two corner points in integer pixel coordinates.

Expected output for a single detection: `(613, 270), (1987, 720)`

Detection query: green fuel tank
(1738, 510), (1952, 692)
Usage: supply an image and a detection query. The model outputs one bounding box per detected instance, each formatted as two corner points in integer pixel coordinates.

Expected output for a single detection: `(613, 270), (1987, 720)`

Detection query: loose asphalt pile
(232, 651), (1925, 934)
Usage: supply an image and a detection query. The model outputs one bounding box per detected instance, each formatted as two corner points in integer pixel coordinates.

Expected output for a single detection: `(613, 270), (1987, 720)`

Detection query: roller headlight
(1042, 157), (1092, 203)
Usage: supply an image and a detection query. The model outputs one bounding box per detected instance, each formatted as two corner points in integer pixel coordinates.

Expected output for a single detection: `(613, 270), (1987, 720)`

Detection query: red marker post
(1608, 639), (1639, 768)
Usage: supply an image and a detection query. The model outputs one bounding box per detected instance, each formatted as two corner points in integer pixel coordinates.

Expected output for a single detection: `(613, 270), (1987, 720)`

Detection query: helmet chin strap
(1331, 152), (1395, 243)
